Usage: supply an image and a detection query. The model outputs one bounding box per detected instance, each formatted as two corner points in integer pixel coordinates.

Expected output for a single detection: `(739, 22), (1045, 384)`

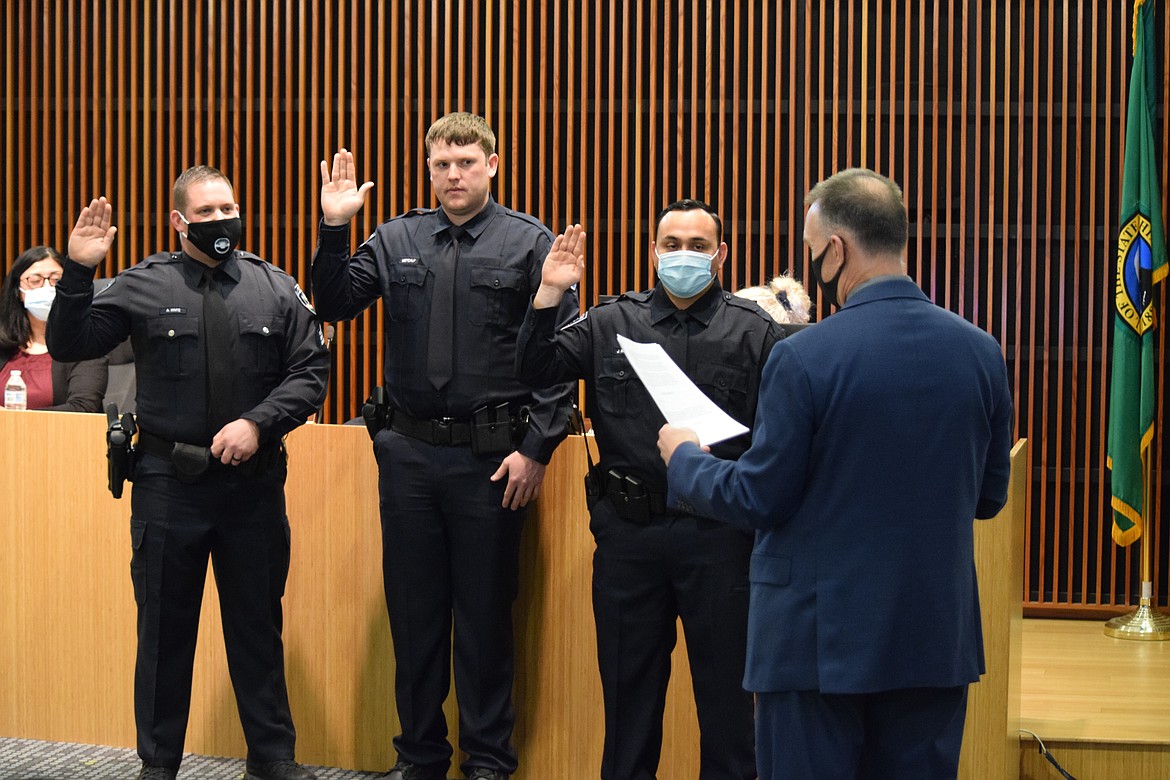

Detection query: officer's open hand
(491, 451), (547, 510)
(657, 424), (705, 466)
(211, 419), (261, 466)
(320, 148), (375, 226)
(68, 197), (118, 267)
(533, 224), (586, 310)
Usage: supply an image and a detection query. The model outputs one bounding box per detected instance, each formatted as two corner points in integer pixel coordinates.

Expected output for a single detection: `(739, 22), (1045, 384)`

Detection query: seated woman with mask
(0, 246), (108, 411)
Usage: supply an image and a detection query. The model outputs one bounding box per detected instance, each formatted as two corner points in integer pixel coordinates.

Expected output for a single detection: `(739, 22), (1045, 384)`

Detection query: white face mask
(22, 285), (56, 321)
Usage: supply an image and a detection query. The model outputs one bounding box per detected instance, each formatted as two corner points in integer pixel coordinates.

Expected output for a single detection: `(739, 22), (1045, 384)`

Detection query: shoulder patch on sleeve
(558, 310), (589, 331)
(293, 283), (317, 315)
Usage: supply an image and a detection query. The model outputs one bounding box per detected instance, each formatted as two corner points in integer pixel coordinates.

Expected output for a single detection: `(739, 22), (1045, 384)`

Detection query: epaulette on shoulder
(723, 291), (776, 322)
(503, 208), (554, 234)
(129, 251), (179, 270)
(616, 289), (653, 304)
(235, 250), (267, 266)
(397, 207), (434, 220)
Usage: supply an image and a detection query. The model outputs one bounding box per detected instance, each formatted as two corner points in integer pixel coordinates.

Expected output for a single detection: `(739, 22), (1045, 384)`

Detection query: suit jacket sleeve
(667, 341), (813, 529)
(975, 353), (1014, 519)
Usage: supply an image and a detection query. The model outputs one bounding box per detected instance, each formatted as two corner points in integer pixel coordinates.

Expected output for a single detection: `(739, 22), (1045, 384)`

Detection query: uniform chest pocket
(595, 354), (649, 419)
(142, 316), (200, 378)
(466, 265), (527, 326)
(694, 361), (749, 413)
(385, 260), (428, 322)
(238, 314), (285, 377)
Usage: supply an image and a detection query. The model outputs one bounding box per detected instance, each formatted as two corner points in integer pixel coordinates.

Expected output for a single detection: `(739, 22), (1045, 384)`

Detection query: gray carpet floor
(0, 739), (388, 780)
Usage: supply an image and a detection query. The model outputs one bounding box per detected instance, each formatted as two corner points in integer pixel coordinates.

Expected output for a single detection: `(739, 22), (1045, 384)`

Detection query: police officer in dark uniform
(310, 113), (576, 780)
(517, 201), (785, 780)
(47, 168), (329, 780)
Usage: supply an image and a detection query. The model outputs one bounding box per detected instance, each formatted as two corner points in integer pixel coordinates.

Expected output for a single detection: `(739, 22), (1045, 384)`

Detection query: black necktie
(427, 225), (465, 391)
(202, 266), (235, 437)
(669, 310), (691, 370)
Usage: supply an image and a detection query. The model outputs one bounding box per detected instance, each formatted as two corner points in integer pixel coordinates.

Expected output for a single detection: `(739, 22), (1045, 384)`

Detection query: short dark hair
(656, 199), (724, 244)
(1, 245), (64, 353)
(172, 165), (233, 214)
(804, 168), (907, 256)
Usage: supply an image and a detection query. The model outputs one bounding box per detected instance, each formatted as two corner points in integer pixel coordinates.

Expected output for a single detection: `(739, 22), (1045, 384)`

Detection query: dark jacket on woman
(0, 350), (108, 412)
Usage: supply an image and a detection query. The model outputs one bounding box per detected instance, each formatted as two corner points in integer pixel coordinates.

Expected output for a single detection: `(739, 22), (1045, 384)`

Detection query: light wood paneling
(1, 412), (1028, 776)
(0, 1), (1165, 612)
(1021, 618), (1170, 744)
(959, 438), (1028, 780)
(0, 412), (699, 775)
(1020, 741), (1170, 780)
(1018, 618), (1170, 780)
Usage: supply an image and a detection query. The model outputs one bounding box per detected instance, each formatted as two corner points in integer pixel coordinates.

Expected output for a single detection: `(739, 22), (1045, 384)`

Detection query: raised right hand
(534, 224), (586, 309)
(67, 197), (118, 267)
(320, 148), (375, 226)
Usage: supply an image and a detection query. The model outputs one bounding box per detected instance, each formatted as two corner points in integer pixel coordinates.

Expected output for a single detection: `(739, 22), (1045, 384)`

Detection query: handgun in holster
(105, 404), (137, 499)
(362, 386), (388, 441)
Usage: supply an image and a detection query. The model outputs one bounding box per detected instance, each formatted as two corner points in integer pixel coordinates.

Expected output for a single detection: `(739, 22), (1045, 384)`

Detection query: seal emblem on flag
(1115, 214), (1156, 335)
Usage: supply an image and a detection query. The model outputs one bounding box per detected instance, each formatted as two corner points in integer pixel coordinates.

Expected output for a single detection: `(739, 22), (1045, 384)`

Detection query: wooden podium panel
(0, 412), (699, 775)
(1, 411), (1021, 777)
(959, 438), (1027, 780)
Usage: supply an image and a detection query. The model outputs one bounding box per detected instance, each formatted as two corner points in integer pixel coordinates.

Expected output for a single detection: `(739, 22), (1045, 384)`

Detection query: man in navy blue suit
(657, 168), (1014, 780)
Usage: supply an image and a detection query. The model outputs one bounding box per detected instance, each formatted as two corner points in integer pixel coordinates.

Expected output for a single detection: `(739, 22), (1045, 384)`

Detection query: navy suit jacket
(666, 276), (1013, 695)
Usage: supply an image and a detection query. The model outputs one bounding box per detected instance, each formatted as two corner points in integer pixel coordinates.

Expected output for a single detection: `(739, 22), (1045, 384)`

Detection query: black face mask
(810, 239), (845, 309)
(182, 216), (242, 263)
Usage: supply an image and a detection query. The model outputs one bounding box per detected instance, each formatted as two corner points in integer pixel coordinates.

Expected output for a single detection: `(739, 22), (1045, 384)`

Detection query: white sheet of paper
(616, 334), (749, 447)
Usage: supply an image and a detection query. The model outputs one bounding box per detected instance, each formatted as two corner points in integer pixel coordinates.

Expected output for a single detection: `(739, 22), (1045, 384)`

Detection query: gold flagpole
(1105, 452), (1170, 639)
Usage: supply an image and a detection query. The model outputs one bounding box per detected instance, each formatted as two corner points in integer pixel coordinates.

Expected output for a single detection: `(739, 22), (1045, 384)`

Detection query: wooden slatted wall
(2, 1), (1167, 615)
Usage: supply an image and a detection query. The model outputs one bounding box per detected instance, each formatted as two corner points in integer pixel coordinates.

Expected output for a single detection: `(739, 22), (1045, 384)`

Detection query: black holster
(584, 465), (602, 510)
(605, 469), (652, 524)
(105, 405), (136, 499)
(362, 386), (388, 441)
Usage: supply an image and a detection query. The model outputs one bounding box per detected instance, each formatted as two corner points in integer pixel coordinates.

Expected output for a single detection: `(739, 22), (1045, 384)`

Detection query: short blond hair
(734, 274), (812, 325)
(425, 112), (497, 158)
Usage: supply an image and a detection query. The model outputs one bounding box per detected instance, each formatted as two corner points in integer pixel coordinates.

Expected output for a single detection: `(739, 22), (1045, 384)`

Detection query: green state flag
(1107, 0), (1168, 546)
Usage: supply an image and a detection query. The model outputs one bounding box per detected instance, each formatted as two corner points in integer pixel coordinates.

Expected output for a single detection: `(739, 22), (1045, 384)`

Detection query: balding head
(804, 168), (907, 258)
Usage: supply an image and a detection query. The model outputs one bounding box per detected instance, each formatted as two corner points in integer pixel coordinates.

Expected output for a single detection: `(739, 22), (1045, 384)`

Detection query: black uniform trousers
(589, 497), (757, 780)
(129, 452), (296, 771)
(755, 686), (969, 780)
(374, 428), (526, 777)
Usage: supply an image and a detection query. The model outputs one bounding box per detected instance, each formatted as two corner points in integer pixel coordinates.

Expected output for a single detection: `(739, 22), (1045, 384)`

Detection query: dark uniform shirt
(311, 197), (577, 463)
(517, 282), (783, 493)
(47, 251), (329, 446)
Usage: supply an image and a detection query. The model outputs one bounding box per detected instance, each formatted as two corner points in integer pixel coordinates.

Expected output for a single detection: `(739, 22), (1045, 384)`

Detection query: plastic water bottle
(5, 369), (27, 410)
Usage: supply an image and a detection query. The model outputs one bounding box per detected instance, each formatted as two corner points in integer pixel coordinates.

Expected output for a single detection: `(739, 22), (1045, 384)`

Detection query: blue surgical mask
(22, 284), (56, 322)
(655, 249), (717, 299)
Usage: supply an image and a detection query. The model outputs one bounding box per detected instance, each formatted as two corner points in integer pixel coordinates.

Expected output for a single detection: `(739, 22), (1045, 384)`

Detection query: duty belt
(137, 429), (283, 481)
(388, 408), (474, 446)
(599, 468), (676, 523)
(386, 403), (527, 455)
